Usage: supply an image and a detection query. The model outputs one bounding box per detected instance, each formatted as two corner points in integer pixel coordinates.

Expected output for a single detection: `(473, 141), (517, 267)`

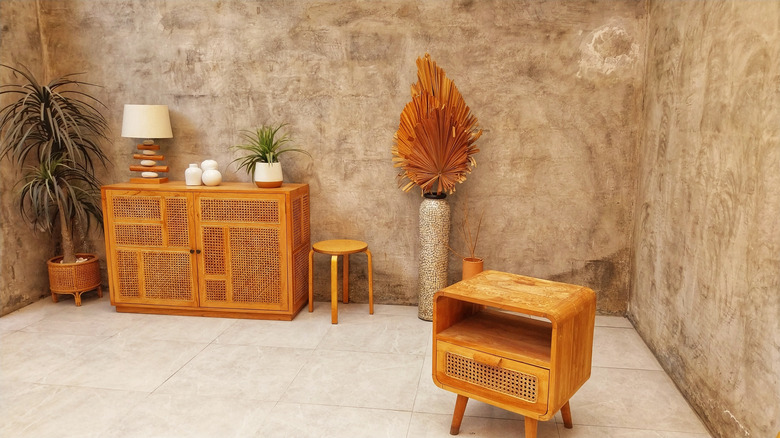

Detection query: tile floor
(0, 295), (712, 438)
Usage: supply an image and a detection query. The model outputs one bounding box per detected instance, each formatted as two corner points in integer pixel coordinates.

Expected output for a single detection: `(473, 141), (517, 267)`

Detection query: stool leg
(524, 417), (538, 438)
(343, 254), (349, 304)
(450, 394), (468, 435)
(365, 249), (373, 315)
(308, 249), (315, 313)
(560, 401), (573, 428)
(330, 255), (339, 324)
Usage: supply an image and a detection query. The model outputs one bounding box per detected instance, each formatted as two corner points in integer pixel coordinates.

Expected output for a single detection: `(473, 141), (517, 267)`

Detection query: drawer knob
(473, 352), (503, 367)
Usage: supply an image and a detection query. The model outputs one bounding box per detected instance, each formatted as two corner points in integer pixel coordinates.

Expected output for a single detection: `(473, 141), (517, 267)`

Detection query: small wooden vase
(462, 257), (484, 281)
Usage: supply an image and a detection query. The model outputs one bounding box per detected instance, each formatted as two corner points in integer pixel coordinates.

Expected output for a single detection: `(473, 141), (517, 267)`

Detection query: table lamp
(121, 104), (173, 183)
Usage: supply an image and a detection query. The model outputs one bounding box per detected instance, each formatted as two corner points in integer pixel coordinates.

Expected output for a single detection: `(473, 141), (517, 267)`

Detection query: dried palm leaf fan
(392, 54), (482, 196)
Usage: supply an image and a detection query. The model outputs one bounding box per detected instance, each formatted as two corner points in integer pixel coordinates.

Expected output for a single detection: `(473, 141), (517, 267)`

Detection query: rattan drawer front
(435, 341), (550, 415)
(199, 197), (280, 224)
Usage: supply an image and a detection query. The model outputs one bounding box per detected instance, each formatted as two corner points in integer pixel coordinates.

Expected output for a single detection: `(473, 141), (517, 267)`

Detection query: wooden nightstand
(432, 270), (596, 438)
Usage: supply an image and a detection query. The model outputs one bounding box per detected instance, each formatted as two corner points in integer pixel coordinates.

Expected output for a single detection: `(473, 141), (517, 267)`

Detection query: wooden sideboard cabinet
(101, 182), (310, 320)
(433, 270), (596, 438)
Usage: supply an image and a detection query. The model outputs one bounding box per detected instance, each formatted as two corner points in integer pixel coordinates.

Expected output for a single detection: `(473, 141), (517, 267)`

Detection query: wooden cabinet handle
(189, 249), (195, 254)
(473, 352), (502, 367)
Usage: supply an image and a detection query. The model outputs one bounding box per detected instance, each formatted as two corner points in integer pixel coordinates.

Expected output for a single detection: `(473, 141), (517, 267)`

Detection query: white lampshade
(121, 104), (173, 139)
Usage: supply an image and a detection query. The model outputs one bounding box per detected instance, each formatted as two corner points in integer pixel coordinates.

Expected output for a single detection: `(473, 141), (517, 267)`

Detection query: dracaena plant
(392, 54), (482, 196)
(0, 64), (109, 263)
(231, 123), (310, 176)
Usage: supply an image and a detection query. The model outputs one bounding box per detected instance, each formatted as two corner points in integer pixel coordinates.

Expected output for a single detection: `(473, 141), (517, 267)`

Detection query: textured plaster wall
(0, 2), (55, 314)
(633, 2), (780, 437)
(0, 0), (645, 315)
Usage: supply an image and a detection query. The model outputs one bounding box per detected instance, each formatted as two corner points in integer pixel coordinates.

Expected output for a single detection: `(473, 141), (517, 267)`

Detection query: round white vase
(185, 164), (203, 186)
(201, 159), (218, 171)
(254, 162), (283, 188)
(202, 169), (222, 186)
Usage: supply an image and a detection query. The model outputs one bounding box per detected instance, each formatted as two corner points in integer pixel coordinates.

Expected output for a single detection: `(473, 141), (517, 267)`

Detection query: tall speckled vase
(418, 193), (450, 321)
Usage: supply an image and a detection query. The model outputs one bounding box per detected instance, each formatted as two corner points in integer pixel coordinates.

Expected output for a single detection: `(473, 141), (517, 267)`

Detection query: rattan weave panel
(230, 227), (281, 304)
(141, 252), (193, 301)
(205, 279), (227, 302)
(302, 194), (310, 244)
(165, 197), (189, 247)
(293, 248), (308, 302)
(112, 196), (162, 220)
(292, 197), (302, 247)
(202, 227), (226, 275)
(445, 352), (538, 403)
(200, 198), (279, 223)
(115, 224), (164, 247)
(116, 250), (140, 298)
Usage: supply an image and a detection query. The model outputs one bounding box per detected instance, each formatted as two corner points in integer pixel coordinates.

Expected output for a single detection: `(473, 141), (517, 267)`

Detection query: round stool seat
(312, 239), (368, 256)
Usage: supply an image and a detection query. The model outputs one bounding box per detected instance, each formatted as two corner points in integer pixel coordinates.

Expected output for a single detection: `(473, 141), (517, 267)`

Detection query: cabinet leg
(524, 417), (537, 438)
(51, 292), (58, 303)
(330, 255), (339, 324)
(97, 285), (103, 298)
(343, 254), (349, 304)
(308, 249), (314, 313)
(560, 401), (573, 428)
(365, 249), (373, 315)
(449, 394), (469, 435)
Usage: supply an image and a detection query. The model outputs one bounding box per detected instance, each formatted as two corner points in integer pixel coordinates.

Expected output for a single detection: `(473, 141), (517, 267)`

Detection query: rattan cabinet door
(196, 193), (289, 311)
(104, 190), (198, 306)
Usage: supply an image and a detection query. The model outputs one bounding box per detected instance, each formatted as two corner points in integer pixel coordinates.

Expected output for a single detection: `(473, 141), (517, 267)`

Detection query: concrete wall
(0, 1), (55, 314)
(633, 2), (780, 437)
(0, 0), (645, 315)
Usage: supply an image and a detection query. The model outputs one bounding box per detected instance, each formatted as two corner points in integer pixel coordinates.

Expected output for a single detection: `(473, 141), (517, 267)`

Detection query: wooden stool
(308, 239), (373, 324)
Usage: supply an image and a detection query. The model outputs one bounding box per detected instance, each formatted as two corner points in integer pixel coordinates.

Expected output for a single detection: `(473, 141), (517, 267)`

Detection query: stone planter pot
(418, 193), (450, 321)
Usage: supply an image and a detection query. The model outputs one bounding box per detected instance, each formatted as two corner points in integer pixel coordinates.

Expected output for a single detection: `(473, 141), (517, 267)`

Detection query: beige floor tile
(282, 349), (423, 410)
(592, 326), (662, 370)
(0, 297), (69, 331)
(0, 330), (107, 383)
(256, 402), (411, 438)
(115, 312), (237, 343)
(156, 343), (312, 401)
(317, 308), (431, 355)
(557, 423), (712, 437)
(559, 367), (709, 434)
(409, 412), (559, 438)
(0, 380), (145, 438)
(42, 336), (208, 392)
(103, 393), (276, 438)
(596, 315), (634, 328)
(20, 299), (141, 337)
(217, 308), (331, 348)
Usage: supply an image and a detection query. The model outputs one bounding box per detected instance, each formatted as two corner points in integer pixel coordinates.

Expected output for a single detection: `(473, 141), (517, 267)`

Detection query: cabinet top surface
(437, 270), (595, 321)
(102, 181), (307, 193)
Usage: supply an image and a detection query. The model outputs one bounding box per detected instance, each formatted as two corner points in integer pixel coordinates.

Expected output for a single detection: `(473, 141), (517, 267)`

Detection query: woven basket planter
(46, 253), (103, 306)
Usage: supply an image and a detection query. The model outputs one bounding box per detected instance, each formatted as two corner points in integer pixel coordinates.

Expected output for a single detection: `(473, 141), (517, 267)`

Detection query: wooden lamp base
(131, 142), (169, 184)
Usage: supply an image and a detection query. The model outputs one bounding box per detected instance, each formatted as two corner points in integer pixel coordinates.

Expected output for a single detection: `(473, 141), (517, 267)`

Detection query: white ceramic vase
(202, 169), (222, 186)
(185, 164), (202, 186)
(254, 162), (283, 188)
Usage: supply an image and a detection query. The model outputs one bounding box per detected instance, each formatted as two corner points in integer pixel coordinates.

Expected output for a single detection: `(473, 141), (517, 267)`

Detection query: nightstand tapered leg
(561, 401), (573, 428)
(524, 417), (537, 438)
(449, 394), (469, 435)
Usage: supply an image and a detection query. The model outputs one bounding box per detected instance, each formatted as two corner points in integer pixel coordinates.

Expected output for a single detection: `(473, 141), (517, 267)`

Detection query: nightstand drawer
(435, 341), (550, 414)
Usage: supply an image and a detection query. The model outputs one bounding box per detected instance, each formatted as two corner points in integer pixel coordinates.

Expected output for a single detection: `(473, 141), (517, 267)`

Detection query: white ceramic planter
(254, 162), (283, 188)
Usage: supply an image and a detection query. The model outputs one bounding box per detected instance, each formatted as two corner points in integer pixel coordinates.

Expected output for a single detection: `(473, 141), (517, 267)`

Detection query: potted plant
(0, 64), (109, 306)
(231, 123), (310, 188)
